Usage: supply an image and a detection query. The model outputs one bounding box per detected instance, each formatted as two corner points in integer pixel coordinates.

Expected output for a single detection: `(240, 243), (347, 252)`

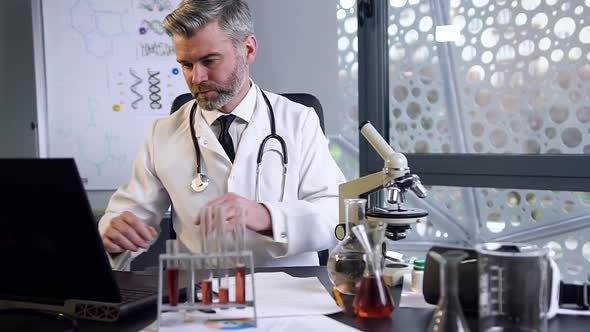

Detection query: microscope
(336, 121), (428, 242)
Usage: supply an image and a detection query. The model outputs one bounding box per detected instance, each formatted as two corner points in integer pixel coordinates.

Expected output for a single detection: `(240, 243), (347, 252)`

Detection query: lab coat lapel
(193, 110), (232, 164)
(234, 88), (271, 165)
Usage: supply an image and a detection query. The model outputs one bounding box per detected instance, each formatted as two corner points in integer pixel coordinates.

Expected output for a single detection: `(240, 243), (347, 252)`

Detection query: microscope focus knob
(335, 224), (346, 241)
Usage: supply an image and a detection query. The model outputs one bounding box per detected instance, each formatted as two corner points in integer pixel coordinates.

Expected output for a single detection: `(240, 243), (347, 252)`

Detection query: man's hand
(195, 192), (271, 232)
(101, 211), (157, 254)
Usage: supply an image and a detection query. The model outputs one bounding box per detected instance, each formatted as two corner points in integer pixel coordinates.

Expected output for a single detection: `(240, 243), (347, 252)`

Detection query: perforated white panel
(386, 0), (590, 278)
(531, 229), (590, 283)
(388, 0), (456, 154)
(478, 189), (590, 236)
(403, 186), (472, 243)
(450, 0), (590, 154)
(333, 0), (360, 180)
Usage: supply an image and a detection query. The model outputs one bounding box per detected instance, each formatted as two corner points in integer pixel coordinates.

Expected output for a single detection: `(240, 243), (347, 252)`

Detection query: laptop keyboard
(119, 288), (157, 304)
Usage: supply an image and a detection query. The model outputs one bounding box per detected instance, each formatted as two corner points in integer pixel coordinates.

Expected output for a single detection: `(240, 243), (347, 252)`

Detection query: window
(356, 0), (590, 283)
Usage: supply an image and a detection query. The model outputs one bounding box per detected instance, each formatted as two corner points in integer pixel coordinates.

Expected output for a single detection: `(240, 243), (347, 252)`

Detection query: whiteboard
(35, 0), (188, 189)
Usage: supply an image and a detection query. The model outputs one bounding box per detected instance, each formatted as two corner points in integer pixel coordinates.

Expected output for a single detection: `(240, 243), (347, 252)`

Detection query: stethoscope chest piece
(191, 173), (209, 192)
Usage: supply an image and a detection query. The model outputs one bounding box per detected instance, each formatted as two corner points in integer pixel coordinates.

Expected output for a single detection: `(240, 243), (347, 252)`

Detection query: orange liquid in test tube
(201, 279), (213, 305)
(235, 265), (246, 304)
(219, 288), (229, 304)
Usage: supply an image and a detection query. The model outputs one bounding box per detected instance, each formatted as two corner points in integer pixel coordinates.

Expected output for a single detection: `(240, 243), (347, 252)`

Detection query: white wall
(247, 0), (344, 135)
(92, 0), (349, 209)
(5, 0), (347, 209)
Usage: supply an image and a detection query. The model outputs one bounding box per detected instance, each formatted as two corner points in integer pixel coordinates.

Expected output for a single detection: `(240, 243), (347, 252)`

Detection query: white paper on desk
(213, 272), (342, 317)
(142, 314), (361, 332)
(398, 273), (436, 309)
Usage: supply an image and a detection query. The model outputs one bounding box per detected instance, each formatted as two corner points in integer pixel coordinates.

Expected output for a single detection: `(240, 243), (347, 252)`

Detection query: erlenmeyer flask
(327, 198), (367, 314)
(427, 250), (470, 332)
(351, 223), (394, 318)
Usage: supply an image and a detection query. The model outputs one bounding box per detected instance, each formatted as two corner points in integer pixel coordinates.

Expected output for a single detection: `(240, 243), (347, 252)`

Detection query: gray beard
(197, 59), (248, 111)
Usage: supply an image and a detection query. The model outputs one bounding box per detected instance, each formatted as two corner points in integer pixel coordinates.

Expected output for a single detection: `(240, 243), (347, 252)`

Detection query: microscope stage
(367, 207), (428, 225)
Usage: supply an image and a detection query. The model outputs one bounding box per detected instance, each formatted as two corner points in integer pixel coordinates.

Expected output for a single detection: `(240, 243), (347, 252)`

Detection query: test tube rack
(156, 251), (256, 330)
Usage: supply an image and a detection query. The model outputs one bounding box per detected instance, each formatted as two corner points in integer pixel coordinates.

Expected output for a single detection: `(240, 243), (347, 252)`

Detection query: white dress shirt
(201, 80), (256, 153)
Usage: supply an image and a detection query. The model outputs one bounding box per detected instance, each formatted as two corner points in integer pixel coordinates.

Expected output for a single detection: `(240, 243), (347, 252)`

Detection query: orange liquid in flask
(353, 275), (394, 318)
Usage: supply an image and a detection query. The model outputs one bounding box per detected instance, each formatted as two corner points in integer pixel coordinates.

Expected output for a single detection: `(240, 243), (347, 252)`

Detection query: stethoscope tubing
(189, 87), (288, 201)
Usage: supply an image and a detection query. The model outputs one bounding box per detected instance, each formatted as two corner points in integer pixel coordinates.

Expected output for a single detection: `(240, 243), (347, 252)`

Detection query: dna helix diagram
(141, 19), (166, 35)
(138, 0), (172, 12)
(129, 68), (144, 109)
(147, 69), (162, 110)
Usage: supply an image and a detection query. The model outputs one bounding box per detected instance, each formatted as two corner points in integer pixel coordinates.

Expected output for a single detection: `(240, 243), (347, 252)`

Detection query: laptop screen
(0, 158), (122, 305)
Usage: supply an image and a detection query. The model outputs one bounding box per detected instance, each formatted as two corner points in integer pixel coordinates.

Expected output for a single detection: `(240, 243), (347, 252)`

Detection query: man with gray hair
(98, 0), (345, 269)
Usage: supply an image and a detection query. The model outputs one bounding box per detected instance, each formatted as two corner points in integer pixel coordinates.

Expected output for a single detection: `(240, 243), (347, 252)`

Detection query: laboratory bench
(1, 266), (589, 331)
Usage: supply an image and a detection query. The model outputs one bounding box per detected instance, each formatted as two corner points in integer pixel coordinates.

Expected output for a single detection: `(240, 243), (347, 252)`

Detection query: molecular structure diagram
(70, 0), (127, 58)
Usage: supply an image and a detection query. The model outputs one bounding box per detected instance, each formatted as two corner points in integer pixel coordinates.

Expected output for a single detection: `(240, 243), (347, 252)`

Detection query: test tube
(187, 256), (196, 305)
(233, 207), (246, 305)
(235, 265), (246, 305)
(200, 206), (215, 305)
(166, 239), (180, 306)
(217, 211), (230, 305)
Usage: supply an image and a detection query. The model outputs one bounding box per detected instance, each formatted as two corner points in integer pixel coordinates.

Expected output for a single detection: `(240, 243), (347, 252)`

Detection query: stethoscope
(189, 89), (287, 202)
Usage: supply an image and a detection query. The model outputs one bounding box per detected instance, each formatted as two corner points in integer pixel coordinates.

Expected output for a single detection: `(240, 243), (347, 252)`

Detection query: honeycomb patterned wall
(384, 0), (590, 283)
(332, 0), (361, 181)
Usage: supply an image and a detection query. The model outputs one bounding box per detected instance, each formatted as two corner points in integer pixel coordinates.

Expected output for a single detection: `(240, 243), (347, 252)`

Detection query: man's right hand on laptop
(102, 211), (157, 253)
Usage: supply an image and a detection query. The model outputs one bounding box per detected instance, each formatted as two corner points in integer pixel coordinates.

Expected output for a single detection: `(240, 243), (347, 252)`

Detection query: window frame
(357, 0), (590, 248)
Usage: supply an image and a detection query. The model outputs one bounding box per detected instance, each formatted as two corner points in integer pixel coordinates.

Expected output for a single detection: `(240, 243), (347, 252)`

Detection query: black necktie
(217, 114), (236, 162)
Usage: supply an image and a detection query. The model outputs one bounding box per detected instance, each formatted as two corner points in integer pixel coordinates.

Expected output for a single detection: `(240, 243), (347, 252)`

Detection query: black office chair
(169, 92), (325, 134)
(163, 92), (329, 266)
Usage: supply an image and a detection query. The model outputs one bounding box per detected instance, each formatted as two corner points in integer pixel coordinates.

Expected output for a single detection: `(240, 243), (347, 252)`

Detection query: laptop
(0, 158), (160, 322)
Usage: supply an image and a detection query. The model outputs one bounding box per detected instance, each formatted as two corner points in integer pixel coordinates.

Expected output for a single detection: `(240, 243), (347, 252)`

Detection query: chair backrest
(170, 92), (325, 133)
(277, 93), (325, 134)
(170, 93), (193, 115)
(164, 91), (329, 266)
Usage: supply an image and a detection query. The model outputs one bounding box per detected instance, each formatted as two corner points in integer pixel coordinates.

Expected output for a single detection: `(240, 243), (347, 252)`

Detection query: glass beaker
(476, 242), (550, 332)
(326, 199), (367, 314)
(427, 250), (470, 332)
(351, 223), (394, 319)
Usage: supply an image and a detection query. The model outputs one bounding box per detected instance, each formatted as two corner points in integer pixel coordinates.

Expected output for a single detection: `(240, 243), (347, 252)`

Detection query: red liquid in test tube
(167, 268), (179, 306)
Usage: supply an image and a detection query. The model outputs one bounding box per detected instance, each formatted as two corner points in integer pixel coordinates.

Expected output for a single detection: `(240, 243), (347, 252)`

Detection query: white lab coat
(98, 85), (346, 270)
